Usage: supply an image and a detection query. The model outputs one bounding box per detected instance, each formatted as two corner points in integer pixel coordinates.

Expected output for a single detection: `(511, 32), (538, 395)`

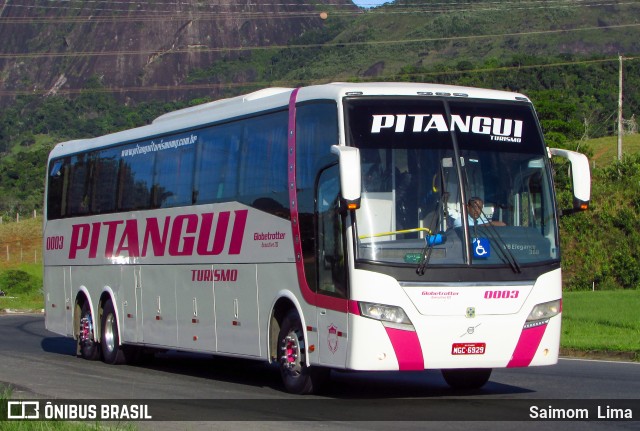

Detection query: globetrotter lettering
(253, 231), (286, 241)
(68, 210), (248, 259)
(370, 114), (523, 142)
(253, 231), (285, 249)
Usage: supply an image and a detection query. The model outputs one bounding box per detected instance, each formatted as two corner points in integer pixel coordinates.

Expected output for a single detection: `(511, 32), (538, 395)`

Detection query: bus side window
(239, 112), (288, 200)
(195, 124), (240, 204)
(316, 164), (347, 299)
(47, 159), (68, 219)
(91, 148), (119, 214)
(152, 141), (195, 208)
(67, 154), (91, 216)
(119, 149), (154, 211)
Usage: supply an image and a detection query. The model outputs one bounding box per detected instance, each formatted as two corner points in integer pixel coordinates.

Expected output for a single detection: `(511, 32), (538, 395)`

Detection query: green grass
(588, 134), (640, 167)
(0, 217), (44, 311)
(561, 290), (640, 359)
(0, 263), (43, 311)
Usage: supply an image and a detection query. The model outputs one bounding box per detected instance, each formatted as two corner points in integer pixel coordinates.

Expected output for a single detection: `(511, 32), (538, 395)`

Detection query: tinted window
(92, 148), (120, 214)
(195, 123), (241, 203)
(47, 109), (290, 220)
(152, 134), (197, 207)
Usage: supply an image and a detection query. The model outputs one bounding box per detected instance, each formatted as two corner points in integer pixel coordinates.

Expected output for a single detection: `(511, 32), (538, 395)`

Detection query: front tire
(100, 299), (127, 365)
(277, 311), (328, 394)
(77, 301), (100, 360)
(441, 368), (492, 389)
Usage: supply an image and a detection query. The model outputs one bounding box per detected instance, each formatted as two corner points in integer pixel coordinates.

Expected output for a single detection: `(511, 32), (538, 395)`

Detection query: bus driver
(452, 197), (506, 228)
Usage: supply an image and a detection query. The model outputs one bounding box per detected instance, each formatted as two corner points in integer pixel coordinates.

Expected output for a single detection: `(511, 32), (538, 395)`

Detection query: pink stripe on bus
(348, 300), (360, 315)
(385, 327), (424, 371)
(506, 324), (547, 368)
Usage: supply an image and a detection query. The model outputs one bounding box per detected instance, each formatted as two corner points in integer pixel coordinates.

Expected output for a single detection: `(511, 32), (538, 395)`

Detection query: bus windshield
(345, 97), (558, 268)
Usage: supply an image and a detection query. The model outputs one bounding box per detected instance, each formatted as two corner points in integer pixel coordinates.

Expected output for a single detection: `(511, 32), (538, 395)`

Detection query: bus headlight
(359, 302), (413, 327)
(526, 299), (562, 323)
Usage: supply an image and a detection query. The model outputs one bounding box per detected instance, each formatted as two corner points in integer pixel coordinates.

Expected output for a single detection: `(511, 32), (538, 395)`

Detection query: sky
(352, 0), (394, 8)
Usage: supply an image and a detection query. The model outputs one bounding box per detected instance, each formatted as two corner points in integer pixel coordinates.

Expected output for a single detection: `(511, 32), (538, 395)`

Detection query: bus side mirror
(549, 148), (591, 212)
(331, 145), (361, 210)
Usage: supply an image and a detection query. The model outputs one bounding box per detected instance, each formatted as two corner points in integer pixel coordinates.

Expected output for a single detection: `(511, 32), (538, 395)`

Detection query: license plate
(451, 342), (486, 355)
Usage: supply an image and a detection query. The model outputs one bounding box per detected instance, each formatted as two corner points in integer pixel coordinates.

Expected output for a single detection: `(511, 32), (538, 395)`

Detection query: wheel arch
(268, 291), (308, 365)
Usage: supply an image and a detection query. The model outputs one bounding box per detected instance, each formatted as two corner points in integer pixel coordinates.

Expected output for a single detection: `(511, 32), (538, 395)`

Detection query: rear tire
(441, 368), (492, 389)
(277, 311), (328, 394)
(77, 301), (100, 360)
(100, 299), (127, 365)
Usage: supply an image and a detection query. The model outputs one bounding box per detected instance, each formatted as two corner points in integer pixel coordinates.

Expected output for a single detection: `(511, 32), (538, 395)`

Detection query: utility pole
(617, 55), (623, 160)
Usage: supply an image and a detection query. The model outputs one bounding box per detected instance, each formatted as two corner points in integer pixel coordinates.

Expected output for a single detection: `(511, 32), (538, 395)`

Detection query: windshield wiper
(416, 195), (447, 276)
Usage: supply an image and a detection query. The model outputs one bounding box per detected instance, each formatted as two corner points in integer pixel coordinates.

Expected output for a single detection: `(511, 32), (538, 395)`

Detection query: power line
(0, 1), (360, 20)
(0, 22), (638, 60)
(0, 10), (352, 24)
(357, 0), (640, 15)
(375, 55), (640, 78)
(1, 0), (638, 23)
(0, 55), (637, 97)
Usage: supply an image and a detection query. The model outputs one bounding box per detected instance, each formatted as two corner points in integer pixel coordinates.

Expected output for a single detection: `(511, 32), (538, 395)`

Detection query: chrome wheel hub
(103, 314), (116, 353)
(280, 333), (303, 375)
(79, 315), (93, 344)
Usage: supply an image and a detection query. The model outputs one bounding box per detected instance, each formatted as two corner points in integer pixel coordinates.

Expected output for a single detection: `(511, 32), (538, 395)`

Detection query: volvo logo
(460, 323), (482, 338)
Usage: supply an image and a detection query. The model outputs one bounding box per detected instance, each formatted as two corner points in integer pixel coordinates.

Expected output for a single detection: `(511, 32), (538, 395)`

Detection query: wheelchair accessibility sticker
(473, 238), (490, 259)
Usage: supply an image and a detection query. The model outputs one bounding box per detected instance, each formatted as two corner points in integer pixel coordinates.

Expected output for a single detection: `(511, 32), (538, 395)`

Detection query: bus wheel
(441, 368), (492, 390)
(277, 311), (327, 395)
(100, 299), (127, 365)
(77, 302), (100, 360)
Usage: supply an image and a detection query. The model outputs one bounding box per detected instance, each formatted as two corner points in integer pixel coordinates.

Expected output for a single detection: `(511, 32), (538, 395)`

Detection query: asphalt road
(1, 313), (639, 430)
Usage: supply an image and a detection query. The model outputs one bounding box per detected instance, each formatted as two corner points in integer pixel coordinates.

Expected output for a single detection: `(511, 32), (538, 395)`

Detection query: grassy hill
(589, 134), (640, 166)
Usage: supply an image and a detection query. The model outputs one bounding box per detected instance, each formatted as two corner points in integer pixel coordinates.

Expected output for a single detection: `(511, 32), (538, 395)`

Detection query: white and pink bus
(43, 83), (590, 394)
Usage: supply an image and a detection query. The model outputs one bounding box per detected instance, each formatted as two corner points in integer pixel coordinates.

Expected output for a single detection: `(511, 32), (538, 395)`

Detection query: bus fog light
(526, 299), (561, 322)
(359, 302), (413, 326)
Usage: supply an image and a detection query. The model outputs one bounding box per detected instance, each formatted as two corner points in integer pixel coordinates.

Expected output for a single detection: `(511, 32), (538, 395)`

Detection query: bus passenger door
(316, 165), (349, 367)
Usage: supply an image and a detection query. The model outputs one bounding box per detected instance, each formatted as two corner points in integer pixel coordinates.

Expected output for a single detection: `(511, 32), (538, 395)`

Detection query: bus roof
(48, 82), (531, 160)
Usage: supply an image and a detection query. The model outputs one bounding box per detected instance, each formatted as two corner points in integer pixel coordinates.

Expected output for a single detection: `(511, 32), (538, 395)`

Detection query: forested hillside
(0, 0), (352, 106)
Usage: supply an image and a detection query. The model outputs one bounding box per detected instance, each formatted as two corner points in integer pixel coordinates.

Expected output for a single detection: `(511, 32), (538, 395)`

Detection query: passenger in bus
(451, 197), (506, 228)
